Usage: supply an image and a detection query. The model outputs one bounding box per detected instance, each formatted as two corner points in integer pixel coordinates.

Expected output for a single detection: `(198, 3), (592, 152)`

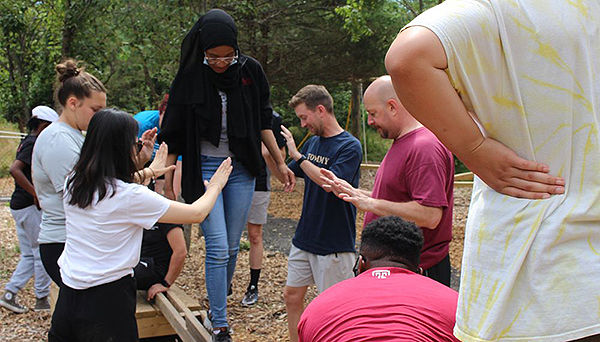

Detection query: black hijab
(166, 9), (248, 145)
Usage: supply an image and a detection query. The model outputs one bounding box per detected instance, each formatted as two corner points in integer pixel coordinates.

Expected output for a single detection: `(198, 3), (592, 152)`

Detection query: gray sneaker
(241, 285), (258, 306)
(34, 296), (50, 312)
(0, 291), (28, 314)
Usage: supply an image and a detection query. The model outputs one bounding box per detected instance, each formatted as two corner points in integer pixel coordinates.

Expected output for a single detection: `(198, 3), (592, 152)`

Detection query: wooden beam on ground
(154, 292), (195, 342)
(166, 291), (212, 342)
(454, 171), (474, 181)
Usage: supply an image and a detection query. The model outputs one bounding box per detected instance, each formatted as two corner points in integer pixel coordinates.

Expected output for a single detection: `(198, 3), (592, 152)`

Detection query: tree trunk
(61, 0), (75, 58)
(349, 80), (362, 139)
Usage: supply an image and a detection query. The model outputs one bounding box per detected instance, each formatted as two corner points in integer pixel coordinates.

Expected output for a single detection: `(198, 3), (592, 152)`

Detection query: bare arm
(159, 158), (232, 224)
(360, 199), (442, 229)
(262, 143), (287, 184)
(385, 27), (564, 199)
(280, 126), (331, 187)
(162, 153), (178, 200)
(320, 169), (440, 228)
(10, 160), (36, 198)
(261, 129), (295, 191)
(164, 227), (187, 285)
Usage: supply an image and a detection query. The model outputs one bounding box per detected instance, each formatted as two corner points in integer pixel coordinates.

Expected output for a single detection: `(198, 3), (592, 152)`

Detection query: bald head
(364, 75), (399, 105)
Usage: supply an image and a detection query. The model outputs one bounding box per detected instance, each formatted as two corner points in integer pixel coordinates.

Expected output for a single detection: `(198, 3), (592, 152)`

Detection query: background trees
(0, 0), (442, 161)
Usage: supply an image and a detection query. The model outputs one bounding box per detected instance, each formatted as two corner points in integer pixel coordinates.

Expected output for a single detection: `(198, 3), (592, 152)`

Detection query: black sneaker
(212, 328), (232, 342)
(34, 296), (50, 312)
(241, 285), (258, 306)
(0, 291), (28, 314)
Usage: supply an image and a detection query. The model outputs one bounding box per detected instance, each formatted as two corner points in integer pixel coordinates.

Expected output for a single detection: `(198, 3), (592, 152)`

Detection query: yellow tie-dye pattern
(501, 212), (524, 265)
(573, 123), (598, 192)
(567, 0), (590, 17)
(513, 202), (547, 273)
(587, 234), (600, 256)
(524, 75), (592, 113)
(495, 299), (534, 340)
(477, 280), (506, 333)
(534, 123), (571, 154)
(408, 0), (600, 339)
(512, 17), (585, 93)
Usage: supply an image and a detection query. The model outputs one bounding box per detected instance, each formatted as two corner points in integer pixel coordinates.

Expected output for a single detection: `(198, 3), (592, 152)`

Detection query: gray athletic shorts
(286, 244), (355, 293)
(247, 191), (271, 225)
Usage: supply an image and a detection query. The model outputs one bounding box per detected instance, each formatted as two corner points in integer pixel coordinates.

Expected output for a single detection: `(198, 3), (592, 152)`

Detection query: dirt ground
(0, 172), (471, 341)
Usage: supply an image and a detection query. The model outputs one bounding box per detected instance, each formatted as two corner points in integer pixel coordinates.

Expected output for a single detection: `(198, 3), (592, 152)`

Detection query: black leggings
(48, 276), (138, 342)
(423, 254), (451, 287)
(40, 243), (65, 287)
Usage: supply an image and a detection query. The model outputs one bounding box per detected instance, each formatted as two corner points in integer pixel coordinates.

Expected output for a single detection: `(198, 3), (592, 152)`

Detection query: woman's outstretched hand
(148, 142), (176, 178)
(204, 157), (233, 192)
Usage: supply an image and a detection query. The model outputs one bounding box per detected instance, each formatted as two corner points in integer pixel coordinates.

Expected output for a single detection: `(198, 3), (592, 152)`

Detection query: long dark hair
(67, 108), (139, 208)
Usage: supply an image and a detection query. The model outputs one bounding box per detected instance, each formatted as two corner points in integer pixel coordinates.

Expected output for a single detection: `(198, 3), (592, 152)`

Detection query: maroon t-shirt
(298, 267), (460, 342)
(364, 127), (454, 270)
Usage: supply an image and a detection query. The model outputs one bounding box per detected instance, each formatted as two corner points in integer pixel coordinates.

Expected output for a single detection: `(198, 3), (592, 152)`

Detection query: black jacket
(159, 56), (273, 203)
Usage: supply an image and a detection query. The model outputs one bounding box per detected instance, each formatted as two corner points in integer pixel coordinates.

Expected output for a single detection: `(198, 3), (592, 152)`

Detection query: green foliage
(0, 0), (444, 163)
(239, 239), (251, 251)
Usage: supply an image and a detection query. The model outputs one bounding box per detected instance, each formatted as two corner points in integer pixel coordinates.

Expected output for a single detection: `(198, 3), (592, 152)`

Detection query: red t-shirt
(364, 127), (454, 269)
(298, 267), (460, 342)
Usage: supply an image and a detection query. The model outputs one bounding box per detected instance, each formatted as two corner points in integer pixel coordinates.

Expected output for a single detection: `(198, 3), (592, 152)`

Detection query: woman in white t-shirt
(48, 108), (232, 342)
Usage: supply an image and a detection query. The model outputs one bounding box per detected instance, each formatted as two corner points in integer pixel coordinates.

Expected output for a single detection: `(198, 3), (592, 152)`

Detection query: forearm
(261, 130), (285, 165)
(11, 171), (36, 197)
(189, 183), (221, 222)
(367, 199), (441, 229)
(163, 154), (178, 191)
(264, 145), (286, 182)
(164, 251), (186, 286)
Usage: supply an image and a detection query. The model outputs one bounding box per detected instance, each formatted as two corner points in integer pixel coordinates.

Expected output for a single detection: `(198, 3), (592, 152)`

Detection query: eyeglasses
(135, 139), (143, 154)
(353, 254), (366, 277)
(203, 53), (239, 66)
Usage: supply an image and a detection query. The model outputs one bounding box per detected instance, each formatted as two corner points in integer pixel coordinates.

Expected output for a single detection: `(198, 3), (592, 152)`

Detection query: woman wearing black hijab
(159, 9), (294, 341)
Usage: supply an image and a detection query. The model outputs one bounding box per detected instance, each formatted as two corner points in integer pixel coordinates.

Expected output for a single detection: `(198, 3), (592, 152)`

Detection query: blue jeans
(7, 205), (51, 298)
(200, 156), (255, 328)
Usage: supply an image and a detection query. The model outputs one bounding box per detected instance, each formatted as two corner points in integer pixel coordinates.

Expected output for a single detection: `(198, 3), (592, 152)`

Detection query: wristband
(160, 278), (171, 288)
(297, 155), (307, 166)
(147, 167), (156, 180)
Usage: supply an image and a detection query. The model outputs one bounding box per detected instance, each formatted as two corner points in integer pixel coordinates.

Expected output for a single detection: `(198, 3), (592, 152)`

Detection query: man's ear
(316, 104), (330, 118)
(387, 99), (399, 116)
(358, 257), (367, 274)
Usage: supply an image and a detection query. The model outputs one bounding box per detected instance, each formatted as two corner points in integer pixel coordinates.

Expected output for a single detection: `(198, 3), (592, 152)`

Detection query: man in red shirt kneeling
(297, 216), (459, 342)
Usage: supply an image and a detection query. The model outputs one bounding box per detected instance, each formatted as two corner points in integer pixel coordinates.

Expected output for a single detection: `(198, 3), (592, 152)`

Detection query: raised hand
(138, 127), (158, 165)
(148, 142), (177, 178)
(204, 157), (233, 192)
(320, 168), (356, 197)
(280, 125), (302, 160)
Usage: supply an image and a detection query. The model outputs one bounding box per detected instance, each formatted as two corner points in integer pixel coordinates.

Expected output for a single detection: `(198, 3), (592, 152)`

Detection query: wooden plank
(167, 291), (212, 342)
(154, 292), (195, 342)
(454, 171), (474, 181)
(168, 285), (202, 311)
(137, 315), (176, 339)
(136, 291), (159, 318)
(360, 163), (380, 170)
(454, 181), (474, 188)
